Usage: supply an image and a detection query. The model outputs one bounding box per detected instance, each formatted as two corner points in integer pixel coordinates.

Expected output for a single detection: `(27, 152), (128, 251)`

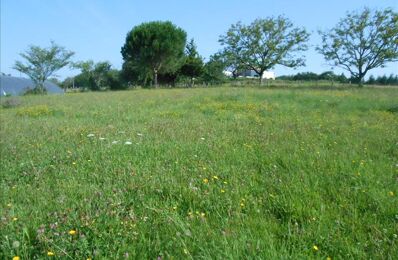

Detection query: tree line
(12, 7), (398, 93)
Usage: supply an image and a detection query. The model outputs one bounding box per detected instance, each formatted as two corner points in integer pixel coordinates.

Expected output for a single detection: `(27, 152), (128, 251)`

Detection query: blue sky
(1, 0), (397, 80)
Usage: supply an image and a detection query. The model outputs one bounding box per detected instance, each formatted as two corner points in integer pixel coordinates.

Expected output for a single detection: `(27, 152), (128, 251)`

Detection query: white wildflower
(99, 137), (106, 140)
(112, 141), (119, 144)
(137, 133), (143, 136)
(124, 141), (132, 145)
(87, 133), (95, 137)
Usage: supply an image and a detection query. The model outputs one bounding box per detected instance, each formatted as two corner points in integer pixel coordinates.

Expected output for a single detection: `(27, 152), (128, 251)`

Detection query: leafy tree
(367, 75), (376, 85)
(180, 39), (204, 87)
(317, 8), (398, 86)
(201, 54), (226, 85)
(14, 41), (74, 94)
(73, 60), (123, 90)
(219, 17), (309, 84)
(121, 21), (187, 87)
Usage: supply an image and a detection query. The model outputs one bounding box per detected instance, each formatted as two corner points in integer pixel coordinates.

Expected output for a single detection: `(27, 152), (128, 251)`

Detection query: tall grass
(1, 86), (397, 259)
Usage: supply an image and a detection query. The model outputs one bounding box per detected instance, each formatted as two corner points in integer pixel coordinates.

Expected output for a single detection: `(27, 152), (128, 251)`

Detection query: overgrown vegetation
(1, 86), (397, 259)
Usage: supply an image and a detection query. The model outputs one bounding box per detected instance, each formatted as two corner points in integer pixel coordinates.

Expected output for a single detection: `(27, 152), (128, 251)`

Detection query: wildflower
(124, 141), (132, 145)
(203, 178), (209, 184)
(12, 256), (20, 260)
(172, 206), (177, 210)
(313, 245), (319, 251)
(200, 137), (205, 140)
(12, 217), (18, 221)
(223, 181), (228, 184)
(221, 189), (225, 193)
(137, 133), (143, 136)
(87, 133), (95, 137)
(212, 175), (219, 180)
(183, 248), (189, 254)
(7, 203), (12, 207)
(99, 137), (106, 141)
(327, 257), (332, 260)
(389, 191), (394, 196)
(72, 162), (76, 165)
(112, 140), (119, 144)
(47, 251), (55, 256)
(240, 203), (245, 207)
(200, 212), (205, 217)
(68, 229), (77, 235)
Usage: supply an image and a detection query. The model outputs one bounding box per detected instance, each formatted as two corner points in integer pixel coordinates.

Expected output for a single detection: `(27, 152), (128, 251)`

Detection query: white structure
(262, 71), (276, 80)
(224, 69), (276, 80)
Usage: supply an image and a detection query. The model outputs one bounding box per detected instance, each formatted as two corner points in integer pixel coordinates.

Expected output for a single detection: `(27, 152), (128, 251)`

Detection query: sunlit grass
(1, 86), (397, 259)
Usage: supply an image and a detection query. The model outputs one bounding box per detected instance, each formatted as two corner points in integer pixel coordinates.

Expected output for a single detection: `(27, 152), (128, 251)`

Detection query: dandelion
(68, 229), (77, 235)
(313, 245), (319, 251)
(47, 251), (55, 256)
(203, 178), (209, 184)
(389, 191), (394, 196)
(12, 256), (20, 260)
(87, 133), (95, 137)
(124, 141), (132, 145)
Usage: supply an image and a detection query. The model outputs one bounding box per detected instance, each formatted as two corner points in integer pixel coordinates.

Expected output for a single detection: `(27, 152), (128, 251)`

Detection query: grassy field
(1, 86), (397, 259)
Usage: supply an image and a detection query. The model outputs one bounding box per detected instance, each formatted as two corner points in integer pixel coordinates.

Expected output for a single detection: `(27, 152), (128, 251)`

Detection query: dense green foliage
(69, 60), (125, 91)
(219, 17), (309, 83)
(180, 39), (204, 87)
(318, 8), (398, 85)
(1, 86), (397, 259)
(13, 42), (74, 94)
(121, 21), (187, 87)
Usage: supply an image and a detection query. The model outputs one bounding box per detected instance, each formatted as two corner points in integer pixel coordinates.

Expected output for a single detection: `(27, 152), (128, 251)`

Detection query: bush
(1, 97), (22, 108)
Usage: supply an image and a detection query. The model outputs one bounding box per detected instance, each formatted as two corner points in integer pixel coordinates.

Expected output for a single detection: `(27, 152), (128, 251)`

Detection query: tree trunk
(259, 72), (264, 85)
(153, 69), (158, 88)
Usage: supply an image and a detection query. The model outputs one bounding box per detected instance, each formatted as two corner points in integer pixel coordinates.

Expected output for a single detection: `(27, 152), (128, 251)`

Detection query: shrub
(1, 97), (22, 108)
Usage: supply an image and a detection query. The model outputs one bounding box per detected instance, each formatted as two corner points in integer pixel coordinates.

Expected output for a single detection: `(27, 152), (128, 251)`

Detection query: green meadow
(1, 86), (397, 259)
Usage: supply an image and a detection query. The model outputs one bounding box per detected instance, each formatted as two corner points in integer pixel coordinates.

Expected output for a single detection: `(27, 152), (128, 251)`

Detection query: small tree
(180, 39), (204, 87)
(73, 60), (121, 90)
(219, 17), (309, 84)
(14, 42), (74, 94)
(121, 21), (187, 87)
(317, 8), (398, 86)
(201, 54), (226, 85)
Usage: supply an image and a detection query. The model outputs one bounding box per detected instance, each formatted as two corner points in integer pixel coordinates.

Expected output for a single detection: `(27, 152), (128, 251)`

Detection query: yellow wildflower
(47, 251), (55, 256)
(389, 191), (394, 196)
(313, 245), (319, 251)
(212, 175), (219, 180)
(203, 178), (209, 184)
(12, 217), (18, 221)
(68, 229), (77, 235)
(13, 256), (20, 260)
(240, 203), (245, 207)
(200, 212), (205, 217)
(326, 257), (332, 260)
(7, 203), (12, 207)
(221, 189), (225, 193)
